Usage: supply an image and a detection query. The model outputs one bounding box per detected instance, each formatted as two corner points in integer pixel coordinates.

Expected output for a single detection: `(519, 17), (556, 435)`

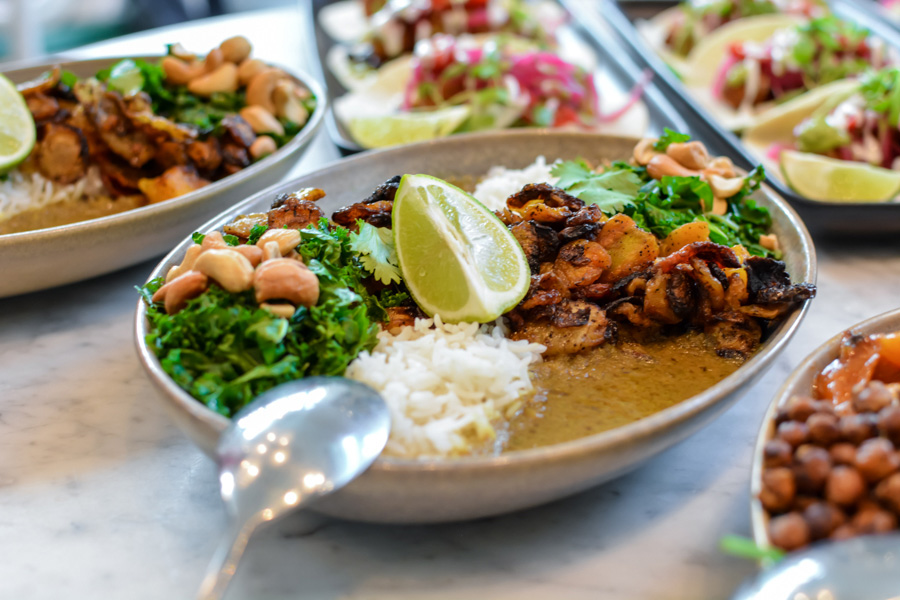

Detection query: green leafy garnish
(140, 221), (387, 417)
(349, 221), (402, 285)
(652, 128), (691, 152)
(861, 67), (900, 127)
(719, 535), (785, 563)
(246, 223), (268, 245)
(551, 159), (642, 213)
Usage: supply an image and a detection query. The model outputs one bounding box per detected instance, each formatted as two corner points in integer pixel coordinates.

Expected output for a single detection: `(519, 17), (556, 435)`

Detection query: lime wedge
(392, 174), (530, 323)
(781, 150), (900, 203)
(0, 73), (36, 173)
(346, 106), (471, 149)
(683, 14), (804, 87)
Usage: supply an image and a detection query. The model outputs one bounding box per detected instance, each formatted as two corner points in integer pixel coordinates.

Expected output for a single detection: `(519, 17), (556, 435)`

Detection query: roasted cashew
(260, 302), (296, 319)
(666, 141), (710, 170)
(188, 63), (239, 96)
(646, 155), (699, 180)
(249, 136), (277, 160)
(708, 174), (745, 199)
(161, 56), (204, 86)
(239, 105), (284, 135)
(633, 138), (658, 166)
(201, 230), (229, 250)
(233, 244), (264, 267)
(272, 80), (309, 125)
(704, 156), (737, 179)
(203, 48), (224, 73)
(246, 68), (285, 113)
(219, 36), (252, 64)
(194, 249), (255, 293)
(166, 244), (204, 282)
(255, 228), (300, 255)
(262, 241), (281, 261)
(152, 270), (209, 314)
(254, 258), (319, 307)
(238, 58), (267, 86)
(759, 234), (780, 252)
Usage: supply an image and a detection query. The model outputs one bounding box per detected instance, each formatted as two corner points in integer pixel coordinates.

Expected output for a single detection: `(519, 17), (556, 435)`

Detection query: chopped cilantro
(652, 128), (691, 152)
(349, 221), (402, 285)
(246, 223), (268, 245)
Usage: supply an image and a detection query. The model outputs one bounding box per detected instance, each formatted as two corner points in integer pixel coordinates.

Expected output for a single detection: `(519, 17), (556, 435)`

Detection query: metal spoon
(731, 533), (900, 600)
(196, 377), (390, 600)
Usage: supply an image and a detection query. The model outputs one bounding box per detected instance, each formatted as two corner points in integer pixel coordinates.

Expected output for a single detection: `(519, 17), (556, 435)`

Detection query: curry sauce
(501, 330), (746, 451)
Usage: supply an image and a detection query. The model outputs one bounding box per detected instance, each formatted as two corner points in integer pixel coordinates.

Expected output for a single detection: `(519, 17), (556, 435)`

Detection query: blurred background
(0, 0), (294, 62)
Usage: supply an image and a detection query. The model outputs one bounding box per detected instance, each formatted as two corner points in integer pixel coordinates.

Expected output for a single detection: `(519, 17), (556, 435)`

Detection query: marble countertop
(2, 7), (900, 599)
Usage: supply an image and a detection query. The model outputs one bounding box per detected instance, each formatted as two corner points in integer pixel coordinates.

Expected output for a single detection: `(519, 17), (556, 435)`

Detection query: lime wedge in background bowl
(0, 73), (36, 173)
(780, 150), (900, 203)
(392, 173), (530, 323)
(345, 106), (472, 149)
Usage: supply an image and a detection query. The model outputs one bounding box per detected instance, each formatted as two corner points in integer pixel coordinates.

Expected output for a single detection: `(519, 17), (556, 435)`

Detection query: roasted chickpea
(769, 513), (810, 551)
(830, 524), (858, 540)
(760, 467), (796, 513)
(778, 421), (809, 447)
(875, 472), (900, 513)
(786, 396), (818, 422)
(802, 501), (846, 540)
(878, 406), (900, 445)
(855, 438), (900, 483)
(852, 506), (898, 534)
(793, 445), (832, 494)
(854, 381), (894, 413)
(807, 412), (840, 446)
(838, 413), (878, 445)
(825, 465), (866, 507)
(764, 438), (793, 468)
(829, 442), (857, 466)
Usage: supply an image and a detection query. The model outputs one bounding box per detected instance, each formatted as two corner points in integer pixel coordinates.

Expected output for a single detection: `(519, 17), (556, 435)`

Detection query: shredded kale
(551, 144), (778, 258)
(246, 223), (269, 245)
(140, 220), (388, 417)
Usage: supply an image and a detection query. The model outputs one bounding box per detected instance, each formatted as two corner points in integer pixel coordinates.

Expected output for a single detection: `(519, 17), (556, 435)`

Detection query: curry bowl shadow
(134, 130), (816, 524)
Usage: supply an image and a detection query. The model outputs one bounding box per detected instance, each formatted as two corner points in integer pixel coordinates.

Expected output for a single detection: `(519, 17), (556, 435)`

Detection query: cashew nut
(262, 241), (281, 261)
(249, 135), (277, 160)
(239, 105), (284, 135)
(704, 156), (737, 179)
(161, 56), (204, 86)
(220, 36), (252, 64)
(203, 48), (224, 73)
(633, 138), (659, 166)
(188, 63), (239, 96)
(246, 68), (286, 113)
(666, 141), (710, 170)
(152, 270), (209, 314)
(233, 244), (264, 267)
(167, 43), (196, 62)
(759, 234), (780, 252)
(201, 230), (228, 251)
(646, 155), (699, 180)
(254, 258), (319, 307)
(238, 58), (267, 86)
(712, 197), (728, 216)
(194, 248), (255, 293)
(255, 228), (301, 255)
(708, 174), (745, 199)
(272, 80), (309, 125)
(260, 302), (297, 319)
(166, 244), (204, 282)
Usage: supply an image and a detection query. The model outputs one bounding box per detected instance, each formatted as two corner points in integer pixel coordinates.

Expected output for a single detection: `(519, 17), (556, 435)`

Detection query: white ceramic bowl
(135, 130), (817, 524)
(0, 56), (326, 297)
(750, 307), (900, 549)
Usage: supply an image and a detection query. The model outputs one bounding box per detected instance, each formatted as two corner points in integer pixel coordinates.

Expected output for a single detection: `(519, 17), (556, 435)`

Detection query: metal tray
(581, 0), (900, 235)
(303, 0), (693, 155)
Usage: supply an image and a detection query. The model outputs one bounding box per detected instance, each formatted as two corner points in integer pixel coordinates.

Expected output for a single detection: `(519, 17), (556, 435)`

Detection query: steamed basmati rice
(472, 156), (558, 211)
(0, 166), (107, 223)
(345, 316), (546, 459)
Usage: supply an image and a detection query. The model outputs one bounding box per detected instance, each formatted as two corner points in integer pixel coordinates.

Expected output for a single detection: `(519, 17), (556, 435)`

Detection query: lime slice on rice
(0, 73), (36, 173)
(781, 150), (900, 203)
(346, 106), (471, 149)
(392, 174), (530, 323)
(683, 14), (804, 87)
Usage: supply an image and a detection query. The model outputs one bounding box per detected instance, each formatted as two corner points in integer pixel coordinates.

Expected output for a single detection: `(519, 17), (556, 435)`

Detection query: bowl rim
(749, 306), (900, 550)
(134, 128), (817, 472)
(0, 54), (327, 245)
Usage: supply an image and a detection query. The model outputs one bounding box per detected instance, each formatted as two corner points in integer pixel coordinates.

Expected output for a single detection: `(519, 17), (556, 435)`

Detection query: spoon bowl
(197, 377), (390, 600)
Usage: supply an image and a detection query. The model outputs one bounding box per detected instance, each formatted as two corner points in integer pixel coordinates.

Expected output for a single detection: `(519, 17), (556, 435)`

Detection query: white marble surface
(2, 7), (900, 600)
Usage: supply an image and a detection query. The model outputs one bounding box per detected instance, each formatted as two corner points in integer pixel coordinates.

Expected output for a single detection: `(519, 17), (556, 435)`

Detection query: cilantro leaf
(552, 160), (642, 212)
(653, 127), (691, 151)
(349, 221), (402, 285)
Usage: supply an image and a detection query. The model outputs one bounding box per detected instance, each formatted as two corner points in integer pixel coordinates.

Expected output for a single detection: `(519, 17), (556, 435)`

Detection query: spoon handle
(196, 519), (257, 600)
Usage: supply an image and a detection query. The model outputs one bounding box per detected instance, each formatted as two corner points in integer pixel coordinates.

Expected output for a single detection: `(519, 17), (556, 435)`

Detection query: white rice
(0, 166), (107, 223)
(345, 316), (546, 459)
(472, 156), (559, 211)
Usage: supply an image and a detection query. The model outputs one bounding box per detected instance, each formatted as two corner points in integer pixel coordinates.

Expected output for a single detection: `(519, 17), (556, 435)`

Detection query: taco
(744, 67), (900, 202)
(636, 0), (827, 76)
(682, 15), (894, 131)
(320, 0), (566, 89)
(333, 34), (649, 148)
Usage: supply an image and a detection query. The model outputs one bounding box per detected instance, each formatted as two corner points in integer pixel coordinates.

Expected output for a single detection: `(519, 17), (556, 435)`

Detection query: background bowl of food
(751, 307), (900, 553)
(135, 129), (817, 523)
(0, 36), (325, 298)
